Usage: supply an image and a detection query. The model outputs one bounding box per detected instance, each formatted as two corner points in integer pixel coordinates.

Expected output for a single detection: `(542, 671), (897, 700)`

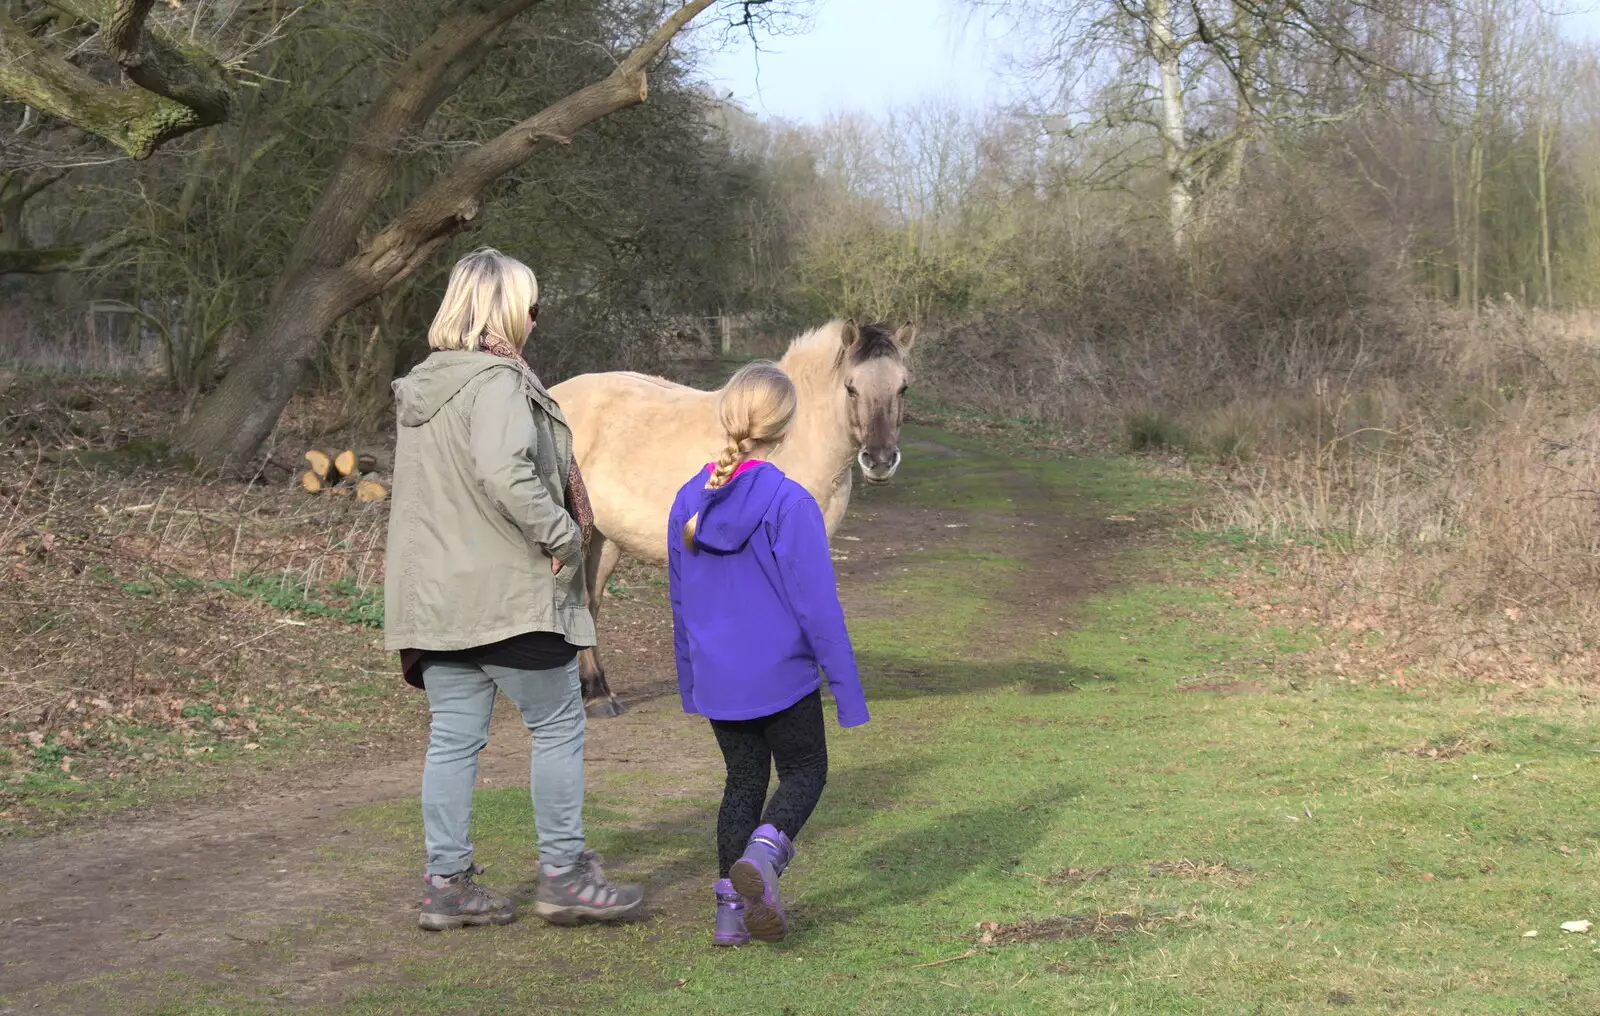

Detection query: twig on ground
(913, 949), (977, 968)
(197, 626), (286, 669)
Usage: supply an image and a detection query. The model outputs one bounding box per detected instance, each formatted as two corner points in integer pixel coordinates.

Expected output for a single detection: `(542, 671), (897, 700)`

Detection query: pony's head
(837, 320), (915, 484)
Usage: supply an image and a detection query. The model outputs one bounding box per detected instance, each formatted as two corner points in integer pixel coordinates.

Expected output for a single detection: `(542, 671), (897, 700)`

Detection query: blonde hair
(427, 247), (539, 352)
(682, 361), (798, 550)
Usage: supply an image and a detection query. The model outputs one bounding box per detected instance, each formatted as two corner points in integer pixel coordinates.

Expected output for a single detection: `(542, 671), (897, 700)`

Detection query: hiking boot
(534, 849), (645, 925)
(713, 878), (751, 947)
(418, 865), (515, 931)
(729, 824), (794, 941)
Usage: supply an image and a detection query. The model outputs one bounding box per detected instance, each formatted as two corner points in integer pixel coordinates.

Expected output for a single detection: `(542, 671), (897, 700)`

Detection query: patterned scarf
(480, 333), (594, 542)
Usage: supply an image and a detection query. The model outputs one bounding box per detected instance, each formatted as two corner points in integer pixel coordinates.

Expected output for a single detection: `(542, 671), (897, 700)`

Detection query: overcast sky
(693, 0), (1600, 124)
(694, 0), (1014, 123)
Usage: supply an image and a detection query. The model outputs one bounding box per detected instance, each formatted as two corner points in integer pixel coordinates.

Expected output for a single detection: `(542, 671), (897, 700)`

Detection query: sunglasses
(529, 301), (540, 325)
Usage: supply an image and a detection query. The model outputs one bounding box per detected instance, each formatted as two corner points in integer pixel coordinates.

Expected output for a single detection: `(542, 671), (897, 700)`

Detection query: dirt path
(0, 434), (1142, 1014)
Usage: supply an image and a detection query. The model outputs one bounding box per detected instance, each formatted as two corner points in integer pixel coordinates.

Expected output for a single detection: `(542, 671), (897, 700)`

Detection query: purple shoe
(713, 878), (750, 946)
(729, 824), (794, 941)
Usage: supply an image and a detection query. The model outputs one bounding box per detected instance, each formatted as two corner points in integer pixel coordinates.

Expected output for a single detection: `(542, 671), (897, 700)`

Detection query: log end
(304, 449), (332, 479)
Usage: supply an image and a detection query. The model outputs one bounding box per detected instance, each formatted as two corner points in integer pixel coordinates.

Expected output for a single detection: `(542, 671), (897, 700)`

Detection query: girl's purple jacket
(666, 461), (869, 727)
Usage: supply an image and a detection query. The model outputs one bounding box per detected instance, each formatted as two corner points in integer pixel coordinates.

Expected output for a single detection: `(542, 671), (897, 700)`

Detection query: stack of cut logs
(300, 448), (387, 502)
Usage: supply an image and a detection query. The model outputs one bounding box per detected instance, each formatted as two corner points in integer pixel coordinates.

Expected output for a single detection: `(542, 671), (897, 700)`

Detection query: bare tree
(971, 0), (1417, 250)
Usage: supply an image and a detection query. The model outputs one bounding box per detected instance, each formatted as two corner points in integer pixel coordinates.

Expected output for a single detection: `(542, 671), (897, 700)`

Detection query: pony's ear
(892, 320), (916, 351)
(840, 319), (861, 349)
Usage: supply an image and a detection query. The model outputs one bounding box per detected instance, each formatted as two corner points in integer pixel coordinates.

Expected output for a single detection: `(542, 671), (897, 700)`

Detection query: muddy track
(0, 438), (1151, 1013)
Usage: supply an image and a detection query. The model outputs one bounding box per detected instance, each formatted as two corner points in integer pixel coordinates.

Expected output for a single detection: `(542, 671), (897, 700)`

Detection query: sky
(693, 0), (1014, 123)
(695, 0), (1600, 125)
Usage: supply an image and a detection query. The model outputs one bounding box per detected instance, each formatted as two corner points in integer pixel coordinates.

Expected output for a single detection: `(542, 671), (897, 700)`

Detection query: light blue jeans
(420, 656), (586, 876)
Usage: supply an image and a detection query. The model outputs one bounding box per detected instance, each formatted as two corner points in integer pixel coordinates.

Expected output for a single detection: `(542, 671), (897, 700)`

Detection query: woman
(384, 247), (643, 930)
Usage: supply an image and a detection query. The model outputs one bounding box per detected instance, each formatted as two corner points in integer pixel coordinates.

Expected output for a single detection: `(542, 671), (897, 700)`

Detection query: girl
(666, 361), (870, 946)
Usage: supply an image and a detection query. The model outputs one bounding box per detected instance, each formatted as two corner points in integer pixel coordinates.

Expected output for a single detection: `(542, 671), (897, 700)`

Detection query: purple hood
(667, 462), (869, 727)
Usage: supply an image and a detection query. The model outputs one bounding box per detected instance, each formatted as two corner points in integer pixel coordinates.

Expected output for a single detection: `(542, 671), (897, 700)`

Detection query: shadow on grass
(857, 651), (1117, 702)
(794, 782), (1085, 940)
(490, 755), (940, 910)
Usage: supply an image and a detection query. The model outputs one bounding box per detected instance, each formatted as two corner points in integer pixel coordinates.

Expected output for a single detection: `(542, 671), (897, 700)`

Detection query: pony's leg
(821, 465), (853, 538)
(578, 535), (626, 718)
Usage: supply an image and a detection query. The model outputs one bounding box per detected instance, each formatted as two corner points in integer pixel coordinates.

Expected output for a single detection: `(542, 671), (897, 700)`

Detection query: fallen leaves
(974, 913), (1141, 946)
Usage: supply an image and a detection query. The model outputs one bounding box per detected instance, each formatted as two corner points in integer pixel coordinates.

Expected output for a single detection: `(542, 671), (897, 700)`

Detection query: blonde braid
(682, 362), (798, 551)
(706, 439), (745, 490)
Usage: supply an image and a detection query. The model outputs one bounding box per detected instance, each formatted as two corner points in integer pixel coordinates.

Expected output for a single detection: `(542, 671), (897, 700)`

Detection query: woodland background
(6, 0), (1600, 685)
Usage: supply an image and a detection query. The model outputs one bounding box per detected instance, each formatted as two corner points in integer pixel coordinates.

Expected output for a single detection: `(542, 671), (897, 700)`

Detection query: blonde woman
(384, 247), (642, 930)
(666, 362), (870, 946)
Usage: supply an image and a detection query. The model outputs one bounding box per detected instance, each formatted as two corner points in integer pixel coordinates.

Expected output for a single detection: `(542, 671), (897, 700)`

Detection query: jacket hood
(393, 351), (516, 427)
(692, 462), (786, 553)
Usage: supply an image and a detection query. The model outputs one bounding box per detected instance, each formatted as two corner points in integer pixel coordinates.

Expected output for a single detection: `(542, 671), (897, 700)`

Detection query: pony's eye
(898, 385), (909, 396)
(845, 384), (858, 398)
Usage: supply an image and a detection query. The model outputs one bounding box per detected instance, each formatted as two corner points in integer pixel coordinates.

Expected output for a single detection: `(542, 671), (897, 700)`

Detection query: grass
(10, 427), (1600, 1015)
(214, 572), (385, 628)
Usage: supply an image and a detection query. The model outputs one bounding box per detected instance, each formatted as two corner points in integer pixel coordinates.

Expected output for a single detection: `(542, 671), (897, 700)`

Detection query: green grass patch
(205, 522), (1591, 1015)
(16, 419), (1600, 1014)
(214, 572), (383, 627)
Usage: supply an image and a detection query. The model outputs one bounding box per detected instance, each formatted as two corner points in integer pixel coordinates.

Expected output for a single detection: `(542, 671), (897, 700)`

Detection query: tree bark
(1535, 26), (1555, 309)
(175, 0), (719, 472)
(0, 0), (233, 158)
(1215, 0), (1258, 198)
(1148, 0), (1193, 252)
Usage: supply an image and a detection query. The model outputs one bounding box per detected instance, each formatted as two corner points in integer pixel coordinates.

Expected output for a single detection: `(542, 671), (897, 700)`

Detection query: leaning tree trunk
(175, 0), (718, 472)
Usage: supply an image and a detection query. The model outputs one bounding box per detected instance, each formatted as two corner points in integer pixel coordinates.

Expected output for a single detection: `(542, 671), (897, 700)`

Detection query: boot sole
(534, 897), (646, 925)
(418, 910), (516, 931)
(729, 860), (787, 942)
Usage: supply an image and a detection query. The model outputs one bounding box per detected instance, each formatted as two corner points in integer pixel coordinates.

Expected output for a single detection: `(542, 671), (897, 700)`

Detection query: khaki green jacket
(383, 351), (595, 652)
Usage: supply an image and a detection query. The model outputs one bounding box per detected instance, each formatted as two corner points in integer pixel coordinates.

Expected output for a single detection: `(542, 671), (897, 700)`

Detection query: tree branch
(354, 0), (719, 286)
(98, 0), (233, 126)
(0, 226), (136, 275)
(275, 0), (548, 284)
(0, 1), (233, 158)
(18, 170), (70, 204)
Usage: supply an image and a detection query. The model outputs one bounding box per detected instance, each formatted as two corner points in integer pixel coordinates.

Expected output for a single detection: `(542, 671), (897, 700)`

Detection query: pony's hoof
(584, 695), (626, 719)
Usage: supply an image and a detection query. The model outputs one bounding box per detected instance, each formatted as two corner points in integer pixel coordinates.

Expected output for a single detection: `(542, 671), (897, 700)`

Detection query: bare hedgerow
(1206, 305), (1600, 680)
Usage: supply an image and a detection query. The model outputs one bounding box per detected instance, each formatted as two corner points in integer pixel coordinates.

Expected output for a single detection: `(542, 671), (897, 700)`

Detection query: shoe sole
(729, 859), (787, 942)
(534, 897), (646, 925)
(418, 910), (516, 931)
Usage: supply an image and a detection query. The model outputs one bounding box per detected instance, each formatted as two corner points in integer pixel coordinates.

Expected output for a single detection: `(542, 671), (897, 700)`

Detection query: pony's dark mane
(839, 322), (903, 367)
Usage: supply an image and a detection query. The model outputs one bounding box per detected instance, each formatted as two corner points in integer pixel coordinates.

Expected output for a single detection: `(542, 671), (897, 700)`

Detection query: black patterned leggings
(709, 690), (829, 878)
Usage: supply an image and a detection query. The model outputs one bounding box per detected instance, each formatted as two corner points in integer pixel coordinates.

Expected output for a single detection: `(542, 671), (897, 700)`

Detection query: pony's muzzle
(858, 447), (902, 484)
